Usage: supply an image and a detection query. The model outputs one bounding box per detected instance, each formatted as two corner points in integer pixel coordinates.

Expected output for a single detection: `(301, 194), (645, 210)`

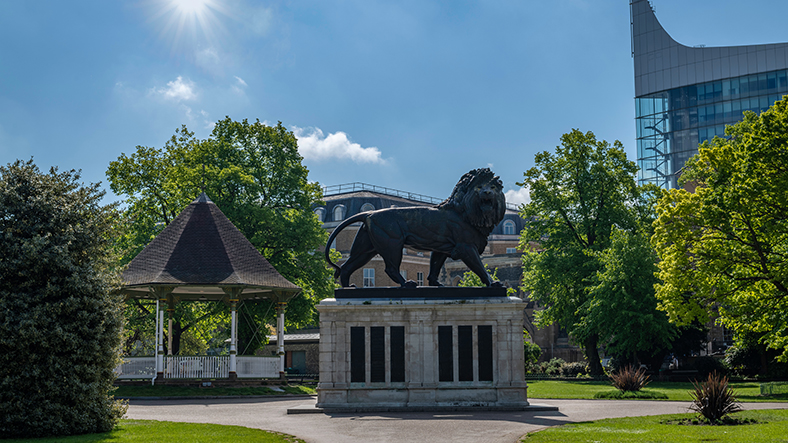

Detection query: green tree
(457, 264), (515, 296)
(517, 129), (662, 375)
(652, 98), (788, 361)
(0, 160), (126, 438)
(580, 228), (675, 365)
(523, 332), (542, 370)
(107, 118), (333, 355)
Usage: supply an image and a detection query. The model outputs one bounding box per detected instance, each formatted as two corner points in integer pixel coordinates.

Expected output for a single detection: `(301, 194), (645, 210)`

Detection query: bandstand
(116, 193), (300, 382)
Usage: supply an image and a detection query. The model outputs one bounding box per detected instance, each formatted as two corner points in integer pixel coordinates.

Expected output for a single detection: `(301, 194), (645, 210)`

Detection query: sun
(148, 0), (230, 54)
(171, 0), (210, 15)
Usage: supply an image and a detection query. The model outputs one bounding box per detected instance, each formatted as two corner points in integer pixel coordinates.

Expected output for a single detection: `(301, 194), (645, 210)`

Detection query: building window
(503, 220), (516, 235)
(363, 268), (375, 287)
(400, 270), (407, 280)
(360, 203), (375, 212)
(722, 326), (734, 345)
(506, 247), (517, 254)
(314, 207), (325, 222)
(333, 205), (346, 221)
(417, 272), (424, 286)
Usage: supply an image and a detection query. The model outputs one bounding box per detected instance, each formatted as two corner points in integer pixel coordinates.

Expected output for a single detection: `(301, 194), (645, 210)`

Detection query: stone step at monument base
(287, 403), (559, 414)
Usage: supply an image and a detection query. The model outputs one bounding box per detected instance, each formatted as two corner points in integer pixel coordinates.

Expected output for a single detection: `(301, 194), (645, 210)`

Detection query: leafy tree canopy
(580, 228), (675, 363)
(0, 159), (126, 437)
(457, 264), (515, 296)
(652, 98), (788, 361)
(107, 118), (333, 355)
(517, 129), (664, 374)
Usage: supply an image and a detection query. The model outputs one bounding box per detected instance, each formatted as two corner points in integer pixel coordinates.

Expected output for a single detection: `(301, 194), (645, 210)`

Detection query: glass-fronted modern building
(631, 0), (788, 189)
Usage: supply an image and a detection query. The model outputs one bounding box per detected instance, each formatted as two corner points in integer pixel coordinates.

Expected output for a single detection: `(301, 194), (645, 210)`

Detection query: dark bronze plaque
(370, 326), (385, 382)
(350, 326), (365, 383)
(458, 325), (473, 381)
(438, 325), (453, 382)
(390, 326), (405, 383)
(478, 325), (493, 381)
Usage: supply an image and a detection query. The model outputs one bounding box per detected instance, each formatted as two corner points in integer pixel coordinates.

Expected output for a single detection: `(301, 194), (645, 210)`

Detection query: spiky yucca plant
(689, 372), (742, 423)
(609, 365), (650, 392)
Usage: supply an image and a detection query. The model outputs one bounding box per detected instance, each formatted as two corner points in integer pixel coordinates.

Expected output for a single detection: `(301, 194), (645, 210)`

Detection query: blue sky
(2, 0), (787, 205)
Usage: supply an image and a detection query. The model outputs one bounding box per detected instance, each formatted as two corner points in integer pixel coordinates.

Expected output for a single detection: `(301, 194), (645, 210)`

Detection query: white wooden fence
(165, 356), (230, 378)
(115, 357), (156, 379)
(237, 356), (280, 378)
(115, 356), (280, 379)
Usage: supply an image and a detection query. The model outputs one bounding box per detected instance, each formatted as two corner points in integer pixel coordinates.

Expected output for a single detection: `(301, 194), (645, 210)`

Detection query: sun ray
(146, 0), (232, 55)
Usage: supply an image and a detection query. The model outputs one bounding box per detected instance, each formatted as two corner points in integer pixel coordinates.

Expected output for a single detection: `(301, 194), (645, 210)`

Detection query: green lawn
(526, 380), (788, 402)
(3, 420), (304, 443)
(113, 384), (315, 397)
(521, 409), (788, 442)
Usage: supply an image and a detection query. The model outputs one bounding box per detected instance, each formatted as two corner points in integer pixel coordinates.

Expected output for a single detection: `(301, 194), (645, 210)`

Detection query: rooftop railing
(323, 182), (520, 211)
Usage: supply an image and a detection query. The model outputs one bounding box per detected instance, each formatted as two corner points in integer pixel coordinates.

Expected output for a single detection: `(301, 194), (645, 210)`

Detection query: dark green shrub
(594, 390), (667, 399)
(610, 365), (650, 392)
(694, 356), (727, 378)
(561, 362), (588, 377)
(724, 344), (761, 376)
(524, 340), (542, 366)
(0, 160), (127, 438)
(690, 372), (741, 423)
(765, 360), (788, 379)
(539, 357), (566, 376)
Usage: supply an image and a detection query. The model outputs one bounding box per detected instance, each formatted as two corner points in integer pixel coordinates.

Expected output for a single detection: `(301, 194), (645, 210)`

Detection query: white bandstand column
(150, 286), (174, 383)
(277, 301), (287, 378)
(157, 299), (165, 379)
(229, 299), (238, 379)
(222, 287), (242, 381)
(167, 307), (173, 355)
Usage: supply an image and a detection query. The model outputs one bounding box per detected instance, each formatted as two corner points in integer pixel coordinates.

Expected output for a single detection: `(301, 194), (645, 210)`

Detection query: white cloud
(292, 126), (385, 164)
(505, 186), (531, 206)
(231, 76), (248, 95)
(153, 76), (197, 101)
(248, 6), (274, 35)
(196, 47), (220, 66)
(201, 110), (215, 130)
(194, 47), (225, 76)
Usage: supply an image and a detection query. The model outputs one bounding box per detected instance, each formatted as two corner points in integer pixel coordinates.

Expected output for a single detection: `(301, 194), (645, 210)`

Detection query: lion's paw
(490, 281), (504, 287)
(402, 280), (418, 289)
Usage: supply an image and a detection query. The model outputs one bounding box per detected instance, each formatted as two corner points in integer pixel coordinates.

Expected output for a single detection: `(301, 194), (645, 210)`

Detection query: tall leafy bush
(0, 160), (127, 438)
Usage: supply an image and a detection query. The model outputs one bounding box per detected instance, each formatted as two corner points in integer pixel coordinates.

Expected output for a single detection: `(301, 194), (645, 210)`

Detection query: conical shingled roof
(121, 193), (300, 298)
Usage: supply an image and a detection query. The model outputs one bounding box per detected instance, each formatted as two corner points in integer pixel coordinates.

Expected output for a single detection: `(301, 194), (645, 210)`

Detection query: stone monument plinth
(315, 287), (533, 412)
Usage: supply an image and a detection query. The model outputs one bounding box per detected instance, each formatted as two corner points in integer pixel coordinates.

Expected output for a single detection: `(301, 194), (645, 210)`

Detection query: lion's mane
(437, 168), (506, 230)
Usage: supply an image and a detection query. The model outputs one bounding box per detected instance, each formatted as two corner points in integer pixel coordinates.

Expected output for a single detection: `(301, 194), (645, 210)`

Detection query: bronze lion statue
(325, 168), (506, 288)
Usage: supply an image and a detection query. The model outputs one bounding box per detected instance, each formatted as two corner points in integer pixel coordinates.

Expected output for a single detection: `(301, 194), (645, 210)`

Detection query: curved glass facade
(637, 69), (788, 188)
(631, 0), (788, 189)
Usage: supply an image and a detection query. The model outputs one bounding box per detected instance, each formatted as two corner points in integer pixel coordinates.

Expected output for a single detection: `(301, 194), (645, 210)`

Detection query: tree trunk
(759, 347), (769, 376)
(584, 334), (604, 375)
(163, 321), (184, 355)
(171, 321), (183, 355)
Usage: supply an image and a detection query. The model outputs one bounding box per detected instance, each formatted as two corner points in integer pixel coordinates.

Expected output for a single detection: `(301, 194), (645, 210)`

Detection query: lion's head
(438, 168), (506, 230)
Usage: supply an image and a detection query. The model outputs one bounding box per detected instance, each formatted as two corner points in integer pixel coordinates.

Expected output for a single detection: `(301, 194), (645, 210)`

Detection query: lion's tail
(325, 212), (369, 277)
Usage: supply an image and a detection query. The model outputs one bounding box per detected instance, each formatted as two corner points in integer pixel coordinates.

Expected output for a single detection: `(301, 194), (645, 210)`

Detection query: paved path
(125, 397), (788, 443)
